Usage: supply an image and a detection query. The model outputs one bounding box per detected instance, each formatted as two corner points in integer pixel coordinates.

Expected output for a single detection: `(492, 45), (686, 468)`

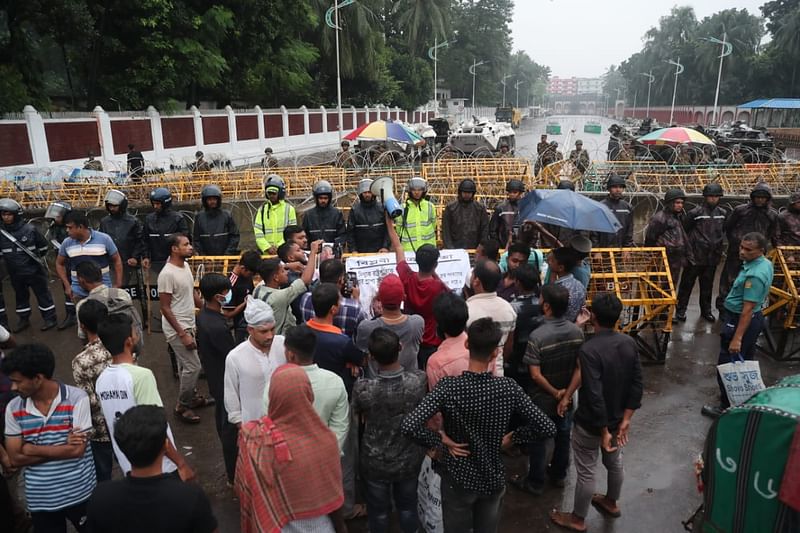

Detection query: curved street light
(700, 33), (733, 125)
(469, 60), (487, 110)
(500, 74), (512, 107)
(639, 70), (655, 118)
(326, 0), (356, 141)
(664, 58), (684, 124)
(428, 38), (455, 118)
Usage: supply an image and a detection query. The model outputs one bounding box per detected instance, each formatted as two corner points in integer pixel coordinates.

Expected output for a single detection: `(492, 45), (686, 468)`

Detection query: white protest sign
(345, 249), (471, 317)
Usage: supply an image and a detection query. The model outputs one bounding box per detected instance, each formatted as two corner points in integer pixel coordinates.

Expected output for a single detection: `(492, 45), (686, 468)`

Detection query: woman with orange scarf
(235, 364), (345, 533)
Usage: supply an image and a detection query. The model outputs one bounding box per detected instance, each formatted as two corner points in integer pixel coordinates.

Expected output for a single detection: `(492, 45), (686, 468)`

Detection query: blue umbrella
(518, 189), (622, 233)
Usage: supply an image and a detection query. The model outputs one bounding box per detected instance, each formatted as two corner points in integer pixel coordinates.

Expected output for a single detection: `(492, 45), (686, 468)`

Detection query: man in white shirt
(466, 259), (517, 376)
(224, 296), (286, 426)
(268, 324), (349, 451)
(157, 234), (208, 424)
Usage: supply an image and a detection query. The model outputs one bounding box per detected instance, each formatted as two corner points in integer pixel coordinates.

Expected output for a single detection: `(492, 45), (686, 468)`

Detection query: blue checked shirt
(299, 291), (366, 338)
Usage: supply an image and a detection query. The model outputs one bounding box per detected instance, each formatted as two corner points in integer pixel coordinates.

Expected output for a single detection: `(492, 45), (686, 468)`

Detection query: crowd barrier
(762, 246), (800, 361)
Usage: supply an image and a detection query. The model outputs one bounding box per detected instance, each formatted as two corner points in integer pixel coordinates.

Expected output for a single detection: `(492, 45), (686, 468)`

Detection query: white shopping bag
(717, 355), (766, 406)
(417, 455), (443, 533)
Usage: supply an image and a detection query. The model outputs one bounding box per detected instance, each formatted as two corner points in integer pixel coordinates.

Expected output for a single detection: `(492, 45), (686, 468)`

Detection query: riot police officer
(254, 174), (297, 254)
(0, 199), (57, 332)
(645, 188), (693, 297)
(489, 179), (525, 244)
(100, 189), (146, 273)
(193, 185), (240, 256)
(142, 188), (189, 272)
(44, 200), (77, 329)
(442, 178), (488, 249)
(676, 183), (727, 322)
(590, 174), (635, 249)
(346, 178), (388, 253)
(302, 180), (346, 244)
(396, 177), (437, 252)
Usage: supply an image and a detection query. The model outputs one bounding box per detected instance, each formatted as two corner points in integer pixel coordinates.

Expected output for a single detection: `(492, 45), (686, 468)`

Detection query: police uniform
(143, 204), (189, 270)
(590, 177), (635, 249)
(717, 183), (778, 311)
(615, 145), (636, 162)
(776, 193), (800, 246)
(302, 181), (346, 244)
(254, 175), (297, 254)
(346, 185), (388, 253)
(645, 191), (693, 285)
(534, 140), (550, 175)
(568, 146), (590, 173)
(442, 182), (488, 249)
(193, 186), (240, 255)
(0, 201), (57, 331)
(714, 253), (773, 410)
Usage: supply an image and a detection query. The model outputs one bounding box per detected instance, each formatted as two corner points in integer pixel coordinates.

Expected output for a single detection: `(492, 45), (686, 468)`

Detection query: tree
(393, 0), (450, 55)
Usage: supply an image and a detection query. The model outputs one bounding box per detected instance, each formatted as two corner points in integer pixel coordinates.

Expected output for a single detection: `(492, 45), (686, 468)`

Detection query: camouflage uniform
(568, 148), (590, 174)
(717, 183), (778, 311)
(83, 157), (103, 171)
(262, 155), (279, 169)
(776, 193), (800, 246)
(535, 140), (551, 175)
(336, 150), (356, 168)
(676, 202), (728, 317)
(645, 207), (694, 285)
(615, 145), (636, 162)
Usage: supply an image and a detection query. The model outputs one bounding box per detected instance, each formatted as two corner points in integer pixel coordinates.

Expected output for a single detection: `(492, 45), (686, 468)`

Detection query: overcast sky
(510, 0), (766, 78)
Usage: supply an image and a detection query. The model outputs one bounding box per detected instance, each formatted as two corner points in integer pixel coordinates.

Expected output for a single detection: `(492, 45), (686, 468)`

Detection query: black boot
(41, 318), (58, 331)
(11, 317), (30, 333)
(57, 314), (77, 331)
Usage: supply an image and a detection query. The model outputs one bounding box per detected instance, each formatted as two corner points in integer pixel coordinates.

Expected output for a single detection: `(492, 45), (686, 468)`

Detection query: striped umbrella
(638, 127), (715, 145)
(344, 120), (425, 145)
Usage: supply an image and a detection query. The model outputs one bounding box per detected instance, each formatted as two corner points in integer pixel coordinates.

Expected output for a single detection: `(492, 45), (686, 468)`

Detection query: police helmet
(195, 150), (204, 158)
(750, 182), (772, 200)
(0, 198), (24, 219)
(506, 179), (525, 193)
(702, 183), (724, 197)
(458, 179), (477, 194)
(149, 187), (173, 208)
(408, 177), (427, 192)
(313, 180), (334, 198)
(557, 180), (576, 191)
(550, 141), (559, 147)
(264, 147), (273, 154)
(201, 184), (223, 208)
(357, 179), (373, 196)
(664, 188), (686, 204)
(104, 189), (128, 212)
(606, 174), (627, 189)
(264, 174), (286, 200)
(45, 201), (72, 220)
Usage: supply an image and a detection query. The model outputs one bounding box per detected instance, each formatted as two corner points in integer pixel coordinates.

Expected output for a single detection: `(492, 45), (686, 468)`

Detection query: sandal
(549, 510), (587, 532)
(591, 494), (621, 518)
(189, 395), (215, 409)
(174, 406), (201, 424)
(509, 474), (544, 496)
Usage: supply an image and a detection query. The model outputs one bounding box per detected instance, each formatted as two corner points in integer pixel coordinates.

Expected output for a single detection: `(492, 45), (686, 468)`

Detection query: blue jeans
(528, 411), (572, 486)
(717, 310), (764, 408)
(364, 477), (418, 533)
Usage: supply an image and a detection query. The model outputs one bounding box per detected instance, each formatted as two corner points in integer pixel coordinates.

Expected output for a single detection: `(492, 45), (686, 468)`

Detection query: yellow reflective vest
(254, 200), (297, 253)
(396, 199), (437, 252)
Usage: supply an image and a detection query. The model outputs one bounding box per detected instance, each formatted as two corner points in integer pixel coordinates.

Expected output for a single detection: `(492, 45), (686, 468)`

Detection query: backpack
(700, 375), (800, 532)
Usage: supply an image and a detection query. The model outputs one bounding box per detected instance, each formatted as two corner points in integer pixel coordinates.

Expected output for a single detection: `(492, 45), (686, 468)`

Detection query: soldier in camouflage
(716, 182), (778, 312)
(568, 140), (590, 174)
(645, 188), (694, 288)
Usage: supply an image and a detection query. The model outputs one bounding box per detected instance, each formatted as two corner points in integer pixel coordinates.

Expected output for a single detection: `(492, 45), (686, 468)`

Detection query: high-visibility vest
(397, 199), (436, 252)
(254, 200), (296, 252)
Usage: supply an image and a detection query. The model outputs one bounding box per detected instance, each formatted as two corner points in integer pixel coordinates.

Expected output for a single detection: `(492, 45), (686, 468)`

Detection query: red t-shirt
(396, 260), (449, 347)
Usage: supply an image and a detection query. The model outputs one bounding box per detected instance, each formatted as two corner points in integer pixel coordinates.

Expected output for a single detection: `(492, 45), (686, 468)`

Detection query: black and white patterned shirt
(401, 371), (556, 495)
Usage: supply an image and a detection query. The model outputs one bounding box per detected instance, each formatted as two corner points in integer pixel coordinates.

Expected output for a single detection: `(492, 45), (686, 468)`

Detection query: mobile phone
(343, 271), (358, 298)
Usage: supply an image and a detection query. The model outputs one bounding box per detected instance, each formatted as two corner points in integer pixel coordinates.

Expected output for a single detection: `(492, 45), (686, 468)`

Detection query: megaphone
(370, 176), (403, 218)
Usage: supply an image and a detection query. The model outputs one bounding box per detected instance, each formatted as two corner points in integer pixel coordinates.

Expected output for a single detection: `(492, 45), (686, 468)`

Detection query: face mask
(218, 291), (232, 305)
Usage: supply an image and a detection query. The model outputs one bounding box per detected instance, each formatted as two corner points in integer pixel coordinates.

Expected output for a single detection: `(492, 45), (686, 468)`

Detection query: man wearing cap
(224, 296), (287, 426)
(497, 143), (512, 158)
(261, 147), (278, 169)
(355, 274), (424, 378)
(442, 178), (488, 249)
(717, 183), (778, 312)
(254, 174), (297, 255)
(336, 140), (356, 168)
(535, 134), (550, 175)
(490, 179), (525, 244)
(676, 183), (727, 322)
(192, 151), (211, 173)
(590, 174), (635, 250)
(568, 140), (590, 174)
(776, 192), (800, 246)
(645, 189), (694, 288)
(346, 178), (389, 253)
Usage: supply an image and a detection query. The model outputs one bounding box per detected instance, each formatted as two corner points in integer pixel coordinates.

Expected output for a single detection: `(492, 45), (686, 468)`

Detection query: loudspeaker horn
(370, 176), (402, 218)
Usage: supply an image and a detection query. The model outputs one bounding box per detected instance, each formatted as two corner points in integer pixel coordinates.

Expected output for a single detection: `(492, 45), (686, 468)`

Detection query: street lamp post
(469, 59), (486, 110)
(701, 32), (733, 125)
(501, 74), (512, 107)
(664, 58), (684, 124)
(325, 0), (355, 141)
(639, 70), (655, 118)
(514, 80), (525, 108)
(428, 38), (454, 118)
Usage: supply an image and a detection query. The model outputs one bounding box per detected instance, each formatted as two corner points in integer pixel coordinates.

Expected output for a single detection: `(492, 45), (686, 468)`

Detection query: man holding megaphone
(393, 177), (437, 252)
(346, 178), (390, 253)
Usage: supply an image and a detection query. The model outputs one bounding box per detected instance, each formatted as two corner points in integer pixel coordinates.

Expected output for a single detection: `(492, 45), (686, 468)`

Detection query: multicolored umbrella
(345, 120), (425, 145)
(638, 127), (715, 145)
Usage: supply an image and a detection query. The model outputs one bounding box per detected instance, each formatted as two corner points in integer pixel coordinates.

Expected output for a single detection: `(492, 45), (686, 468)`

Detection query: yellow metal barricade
(765, 246), (800, 329)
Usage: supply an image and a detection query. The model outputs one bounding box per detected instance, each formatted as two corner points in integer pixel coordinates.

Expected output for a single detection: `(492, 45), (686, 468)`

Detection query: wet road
(514, 114), (616, 163)
(12, 265), (799, 533)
